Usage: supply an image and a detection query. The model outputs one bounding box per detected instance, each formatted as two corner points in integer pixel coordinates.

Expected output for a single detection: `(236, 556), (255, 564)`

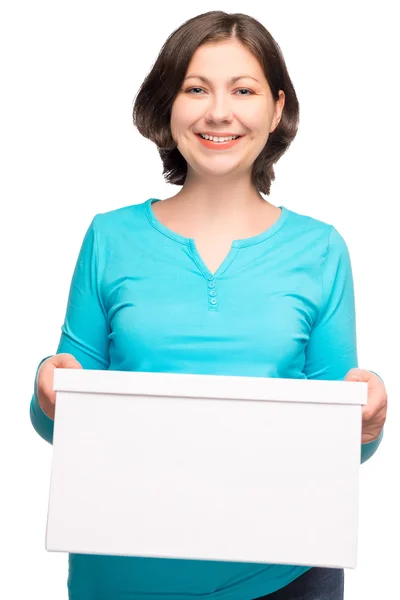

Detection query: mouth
(195, 132), (244, 149)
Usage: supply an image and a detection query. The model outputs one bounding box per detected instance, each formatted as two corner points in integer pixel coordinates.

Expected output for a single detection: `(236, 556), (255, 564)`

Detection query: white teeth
(199, 134), (239, 142)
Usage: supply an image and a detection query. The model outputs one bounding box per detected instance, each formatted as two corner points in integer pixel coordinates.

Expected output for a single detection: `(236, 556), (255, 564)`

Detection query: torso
(62, 197), (356, 597)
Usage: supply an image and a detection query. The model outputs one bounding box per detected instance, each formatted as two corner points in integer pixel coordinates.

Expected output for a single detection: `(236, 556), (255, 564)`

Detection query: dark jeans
(253, 567), (344, 599)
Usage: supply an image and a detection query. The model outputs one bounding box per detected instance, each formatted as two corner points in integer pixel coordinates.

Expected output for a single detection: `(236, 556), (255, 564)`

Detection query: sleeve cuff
(361, 427), (384, 464)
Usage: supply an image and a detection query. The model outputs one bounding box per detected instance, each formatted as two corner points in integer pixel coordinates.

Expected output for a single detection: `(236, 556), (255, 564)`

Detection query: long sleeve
(30, 215), (110, 444)
(302, 225), (383, 464)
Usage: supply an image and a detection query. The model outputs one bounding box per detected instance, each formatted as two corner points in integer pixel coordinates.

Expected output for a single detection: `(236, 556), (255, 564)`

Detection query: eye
(184, 87), (254, 96)
(236, 89), (254, 95)
(185, 87), (204, 94)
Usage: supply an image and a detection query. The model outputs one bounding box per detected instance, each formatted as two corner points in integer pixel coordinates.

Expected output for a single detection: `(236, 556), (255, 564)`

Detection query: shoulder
(284, 206), (348, 255)
(90, 198), (152, 236)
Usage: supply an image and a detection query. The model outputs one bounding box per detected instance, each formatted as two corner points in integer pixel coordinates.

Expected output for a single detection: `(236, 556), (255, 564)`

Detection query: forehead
(186, 40), (265, 81)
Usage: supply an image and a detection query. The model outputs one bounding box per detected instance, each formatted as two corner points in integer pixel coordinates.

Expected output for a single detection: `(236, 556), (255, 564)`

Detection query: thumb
(54, 353), (83, 369)
(344, 368), (364, 382)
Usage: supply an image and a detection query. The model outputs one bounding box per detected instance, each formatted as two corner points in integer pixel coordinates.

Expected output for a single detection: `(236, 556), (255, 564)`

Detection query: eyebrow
(183, 74), (260, 84)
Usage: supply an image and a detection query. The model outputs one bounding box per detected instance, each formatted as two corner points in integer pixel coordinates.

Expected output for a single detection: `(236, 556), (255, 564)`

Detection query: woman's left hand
(344, 368), (388, 443)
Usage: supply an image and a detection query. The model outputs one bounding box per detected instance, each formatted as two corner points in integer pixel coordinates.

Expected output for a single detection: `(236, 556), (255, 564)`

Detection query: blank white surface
(53, 367), (368, 405)
(47, 376), (364, 568)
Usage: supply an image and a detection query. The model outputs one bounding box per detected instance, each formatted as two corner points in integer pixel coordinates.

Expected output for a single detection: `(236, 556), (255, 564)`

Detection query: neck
(172, 171), (266, 219)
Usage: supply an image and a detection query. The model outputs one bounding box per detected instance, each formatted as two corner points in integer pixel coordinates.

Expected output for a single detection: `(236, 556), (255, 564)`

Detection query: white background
(1, 1), (398, 598)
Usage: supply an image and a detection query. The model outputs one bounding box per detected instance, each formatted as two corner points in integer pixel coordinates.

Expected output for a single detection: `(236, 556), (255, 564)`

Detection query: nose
(204, 92), (234, 125)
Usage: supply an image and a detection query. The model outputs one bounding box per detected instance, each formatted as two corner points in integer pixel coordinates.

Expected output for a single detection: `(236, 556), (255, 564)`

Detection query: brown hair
(132, 11), (299, 195)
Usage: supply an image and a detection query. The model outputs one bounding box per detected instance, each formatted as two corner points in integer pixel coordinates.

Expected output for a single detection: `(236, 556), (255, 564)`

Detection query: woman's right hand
(37, 353), (83, 420)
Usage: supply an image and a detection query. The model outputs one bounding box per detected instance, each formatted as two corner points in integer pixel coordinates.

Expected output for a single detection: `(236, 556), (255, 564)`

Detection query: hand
(344, 368), (388, 443)
(37, 353), (82, 421)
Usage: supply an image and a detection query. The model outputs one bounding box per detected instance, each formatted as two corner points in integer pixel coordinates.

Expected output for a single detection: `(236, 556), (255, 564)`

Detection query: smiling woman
(132, 11), (298, 195)
(30, 8), (386, 600)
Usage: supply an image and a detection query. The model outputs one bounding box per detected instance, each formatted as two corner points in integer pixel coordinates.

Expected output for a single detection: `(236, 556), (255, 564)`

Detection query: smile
(195, 133), (244, 150)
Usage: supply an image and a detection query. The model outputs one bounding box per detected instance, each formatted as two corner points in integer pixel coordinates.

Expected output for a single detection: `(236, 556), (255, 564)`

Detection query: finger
(362, 400), (387, 422)
(362, 404), (374, 421)
(38, 360), (57, 398)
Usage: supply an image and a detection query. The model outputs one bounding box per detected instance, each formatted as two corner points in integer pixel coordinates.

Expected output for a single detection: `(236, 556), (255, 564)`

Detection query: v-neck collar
(145, 198), (289, 247)
(144, 197), (290, 279)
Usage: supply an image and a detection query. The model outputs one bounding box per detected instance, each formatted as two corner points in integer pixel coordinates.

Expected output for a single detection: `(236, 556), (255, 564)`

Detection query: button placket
(207, 278), (218, 309)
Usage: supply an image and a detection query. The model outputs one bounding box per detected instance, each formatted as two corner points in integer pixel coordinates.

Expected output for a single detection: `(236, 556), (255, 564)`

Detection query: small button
(209, 289), (217, 297)
(208, 281), (216, 289)
(210, 298), (217, 305)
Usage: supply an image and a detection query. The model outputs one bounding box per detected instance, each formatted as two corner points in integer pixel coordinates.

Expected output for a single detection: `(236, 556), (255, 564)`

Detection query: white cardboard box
(46, 369), (367, 569)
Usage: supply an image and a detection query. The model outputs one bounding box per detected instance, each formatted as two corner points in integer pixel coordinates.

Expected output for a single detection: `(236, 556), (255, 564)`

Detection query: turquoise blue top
(30, 198), (383, 599)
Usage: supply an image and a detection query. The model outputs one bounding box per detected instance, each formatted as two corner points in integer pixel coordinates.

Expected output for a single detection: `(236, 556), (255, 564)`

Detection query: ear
(270, 90), (285, 132)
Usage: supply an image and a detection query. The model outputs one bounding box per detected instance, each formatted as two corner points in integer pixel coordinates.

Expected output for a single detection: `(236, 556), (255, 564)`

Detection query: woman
(30, 10), (387, 600)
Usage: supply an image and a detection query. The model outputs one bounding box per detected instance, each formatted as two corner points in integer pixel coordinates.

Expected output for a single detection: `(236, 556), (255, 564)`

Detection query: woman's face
(170, 39), (285, 180)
